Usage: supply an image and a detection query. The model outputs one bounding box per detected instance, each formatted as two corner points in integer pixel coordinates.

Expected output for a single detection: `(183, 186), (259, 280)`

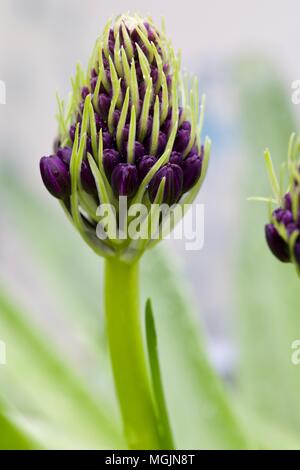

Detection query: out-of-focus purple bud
(286, 222), (298, 236)
(282, 211), (294, 226)
(90, 76), (97, 92)
(181, 153), (202, 193)
(169, 151), (182, 166)
(157, 132), (167, 156)
(69, 124), (77, 142)
(138, 155), (156, 180)
(174, 128), (190, 152)
(151, 66), (158, 84)
(81, 159), (97, 195)
(133, 141), (146, 162)
(81, 87), (90, 100)
(94, 113), (107, 132)
(294, 240), (300, 266)
(113, 109), (121, 127)
(103, 149), (121, 181)
(98, 93), (111, 120)
(284, 193), (292, 211)
(102, 131), (114, 149)
(149, 163), (183, 205)
(111, 163), (139, 198)
(40, 155), (71, 199)
(265, 224), (291, 263)
(57, 146), (72, 167)
(181, 121), (191, 132)
(273, 208), (285, 223)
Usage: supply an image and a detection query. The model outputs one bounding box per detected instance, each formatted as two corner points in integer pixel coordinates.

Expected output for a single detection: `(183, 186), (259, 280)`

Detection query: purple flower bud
(91, 68), (98, 78)
(102, 131), (114, 149)
(69, 124), (77, 142)
(40, 155), (71, 199)
(113, 109), (121, 127)
(284, 193), (292, 211)
(282, 210), (294, 226)
(98, 93), (111, 120)
(111, 163), (139, 198)
(133, 141), (146, 162)
(138, 155), (156, 180)
(273, 208), (285, 223)
(157, 132), (167, 156)
(81, 86), (90, 100)
(169, 151), (182, 166)
(174, 128), (190, 152)
(95, 113), (107, 132)
(90, 76), (97, 92)
(181, 153), (202, 193)
(81, 159), (97, 195)
(181, 121), (191, 132)
(286, 222), (298, 236)
(57, 146), (72, 167)
(149, 163), (183, 205)
(294, 241), (300, 266)
(151, 66), (158, 84)
(103, 149), (121, 181)
(265, 224), (291, 263)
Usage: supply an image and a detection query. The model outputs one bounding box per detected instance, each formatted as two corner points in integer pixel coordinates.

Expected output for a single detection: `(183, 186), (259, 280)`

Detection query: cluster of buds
(264, 134), (300, 275)
(40, 14), (210, 260)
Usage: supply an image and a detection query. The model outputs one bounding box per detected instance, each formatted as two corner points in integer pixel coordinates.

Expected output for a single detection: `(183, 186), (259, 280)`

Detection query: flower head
(40, 13), (211, 260)
(263, 134), (300, 275)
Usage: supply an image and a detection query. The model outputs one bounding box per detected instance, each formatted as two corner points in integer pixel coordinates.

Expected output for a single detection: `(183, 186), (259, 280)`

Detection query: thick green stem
(104, 257), (161, 449)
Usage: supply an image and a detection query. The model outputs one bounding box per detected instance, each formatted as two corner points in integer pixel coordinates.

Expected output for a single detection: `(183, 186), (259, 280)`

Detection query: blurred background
(1, 0), (300, 450)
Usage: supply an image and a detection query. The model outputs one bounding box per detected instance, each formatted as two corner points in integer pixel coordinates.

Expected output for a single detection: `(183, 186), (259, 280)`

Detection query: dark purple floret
(174, 128), (190, 152)
(169, 151), (182, 166)
(103, 149), (121, 181)
(138, 155), (156, 180)
(133, 141), (146, 162)
(81, 159), (97, 195)
(57, 146), (72, 167)
(294, 241), (300, 265)
(284, 193), (292, 211)
(98, 93), (111, 120)
(181, 121), (191, 132)
(69, 124), (77, 142)
(181, 153), (202, 193)
(111, 163), (139, 197)
(149, 163), (183, 205)
(265, 224), (291, 263)
(102, 131), (114, 149)
(40, 155), (71, 199)
(81, 87), (90, 100)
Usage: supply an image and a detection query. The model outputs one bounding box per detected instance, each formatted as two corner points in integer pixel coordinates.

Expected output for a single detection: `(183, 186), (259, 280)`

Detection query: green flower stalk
(262, 133), (300, 276)
(40, 13), (211, 449)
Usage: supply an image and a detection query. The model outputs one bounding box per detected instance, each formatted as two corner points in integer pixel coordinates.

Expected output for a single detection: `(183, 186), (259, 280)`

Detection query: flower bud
(265, 224), (291, 263)
(103, 149), (121, 181)
(40, 155), (71, 199)
(149, 163), (183, 205)
(138, 155), (156, 181)
(181, 152), (203, 193)
(111, 163), (139, 198)
(81, 159), (97, 195)
(57, 146), (72, 166)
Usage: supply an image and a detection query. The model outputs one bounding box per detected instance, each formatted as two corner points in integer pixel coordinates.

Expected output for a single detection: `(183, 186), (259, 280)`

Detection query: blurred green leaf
(0, 406), (37, 450)
(0, 291), (124, 449)
(235, 57), (300, 445)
